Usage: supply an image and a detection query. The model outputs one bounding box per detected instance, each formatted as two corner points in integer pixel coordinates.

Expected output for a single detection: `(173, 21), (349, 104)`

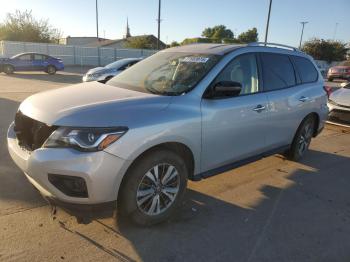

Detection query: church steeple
(124, 17), (131, 38)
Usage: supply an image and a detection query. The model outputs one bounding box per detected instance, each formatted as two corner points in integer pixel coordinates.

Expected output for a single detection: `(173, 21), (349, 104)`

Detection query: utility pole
(157, 0), (161, 50)
(299, 21), (308, 49)
(264, 0), (272, 45)
(96, 0), (99, 41)
(333, 22), (339, 41)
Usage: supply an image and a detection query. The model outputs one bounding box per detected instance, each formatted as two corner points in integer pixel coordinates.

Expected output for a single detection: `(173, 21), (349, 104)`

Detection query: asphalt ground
(0, 70), (349, 262)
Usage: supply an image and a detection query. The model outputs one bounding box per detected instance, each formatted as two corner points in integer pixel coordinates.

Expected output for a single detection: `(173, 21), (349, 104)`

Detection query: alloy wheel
(298, 121), (313, 156)
(136, 163), (180, 216)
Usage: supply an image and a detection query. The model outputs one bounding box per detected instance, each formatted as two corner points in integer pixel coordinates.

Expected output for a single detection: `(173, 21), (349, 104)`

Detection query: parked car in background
(317, 64), (327, 78)
(327, 61), (350, 81)
(328, 82), (350, 124)
(82, 57), (142, 83)
(7, 43), (328, 226)
(0, 52), (64, 74)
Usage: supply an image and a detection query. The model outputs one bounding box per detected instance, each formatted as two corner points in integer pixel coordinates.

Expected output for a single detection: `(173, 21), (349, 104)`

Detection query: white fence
(0, 40), (157, 66)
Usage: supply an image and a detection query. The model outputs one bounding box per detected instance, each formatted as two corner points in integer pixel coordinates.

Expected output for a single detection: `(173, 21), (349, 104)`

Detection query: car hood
(329, 88), (350, 106)
(19, 82), (172, 127)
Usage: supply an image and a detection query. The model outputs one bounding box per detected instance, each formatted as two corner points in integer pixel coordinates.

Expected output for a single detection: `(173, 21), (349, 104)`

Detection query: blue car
(0, 52), (64, 75)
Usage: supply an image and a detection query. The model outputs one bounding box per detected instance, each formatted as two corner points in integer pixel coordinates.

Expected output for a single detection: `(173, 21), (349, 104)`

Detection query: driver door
(201, 53), (269, 172)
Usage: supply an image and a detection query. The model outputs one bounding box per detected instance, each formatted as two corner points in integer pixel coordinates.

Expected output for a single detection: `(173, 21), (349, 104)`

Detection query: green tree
(181, 37), (213, 45)
(0, 10), (61, 43)
(301, 38), (347, 62)
(202, 25), (234, 41)
(170, 41), (180, 47)
(237, 27), (258, 43)
(124, 36), (157, 49)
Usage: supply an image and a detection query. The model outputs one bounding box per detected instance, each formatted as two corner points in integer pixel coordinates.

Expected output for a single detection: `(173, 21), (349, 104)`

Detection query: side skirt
(192, 145), (290, 181)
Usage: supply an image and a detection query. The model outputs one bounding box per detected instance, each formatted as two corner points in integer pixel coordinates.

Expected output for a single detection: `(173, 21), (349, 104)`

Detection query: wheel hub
(136, 163), (180, 216)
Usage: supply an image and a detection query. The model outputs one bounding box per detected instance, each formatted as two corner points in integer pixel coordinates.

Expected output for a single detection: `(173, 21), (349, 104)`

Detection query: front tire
(3, 64), (14, 74)
(287, 116), (315, 161)
(118, 149), (188, 226)
(46, 65), (56, 75)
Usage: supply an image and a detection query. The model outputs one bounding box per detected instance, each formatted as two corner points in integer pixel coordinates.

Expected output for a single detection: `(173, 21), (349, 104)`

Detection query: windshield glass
(107, 52), (221, 95)
(105, 59), (131, 69)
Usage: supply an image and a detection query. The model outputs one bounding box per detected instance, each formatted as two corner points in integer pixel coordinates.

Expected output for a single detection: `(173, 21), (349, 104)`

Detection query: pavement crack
(58, 221), (134, 262)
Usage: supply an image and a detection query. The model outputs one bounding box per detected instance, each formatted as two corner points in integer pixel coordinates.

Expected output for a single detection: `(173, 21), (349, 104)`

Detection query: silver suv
(7, 43), (328, 225)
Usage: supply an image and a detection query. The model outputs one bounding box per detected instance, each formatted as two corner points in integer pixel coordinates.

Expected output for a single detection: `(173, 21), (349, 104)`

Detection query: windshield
(105, 59), (132, 69)
(10, 54), (23, 59)
(107, 52), (221, 95)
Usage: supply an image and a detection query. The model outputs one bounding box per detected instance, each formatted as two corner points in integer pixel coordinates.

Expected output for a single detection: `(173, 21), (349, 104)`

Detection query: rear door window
(291, 56), (318, 83)
(34, 54), (44, 60)
(260, 53), (296, 91)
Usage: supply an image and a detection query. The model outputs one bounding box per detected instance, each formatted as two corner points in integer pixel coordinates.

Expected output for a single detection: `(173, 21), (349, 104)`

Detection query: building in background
(59, 19), (165, 49)
(59, 36), (109, 46)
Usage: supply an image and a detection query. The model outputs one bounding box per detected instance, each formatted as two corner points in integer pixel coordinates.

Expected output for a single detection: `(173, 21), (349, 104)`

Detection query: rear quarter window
(260, 53), (296, 91)
(291, 56), (318, 83)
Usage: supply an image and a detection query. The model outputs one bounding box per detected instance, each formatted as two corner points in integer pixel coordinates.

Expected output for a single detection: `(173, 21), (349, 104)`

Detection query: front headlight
(328, 99), (337, 106)
(86, 72), (104, 80)
(43, 127), (128, 152)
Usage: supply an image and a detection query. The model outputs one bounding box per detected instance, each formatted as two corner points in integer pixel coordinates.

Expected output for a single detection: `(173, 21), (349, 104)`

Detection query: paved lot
(0, 71), (350, 262)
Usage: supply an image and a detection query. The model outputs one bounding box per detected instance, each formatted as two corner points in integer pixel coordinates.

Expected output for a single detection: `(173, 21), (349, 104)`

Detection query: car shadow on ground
(1, 95), (349, 261)
(56, 150), (350, 262)
(1, 70), (83, 84)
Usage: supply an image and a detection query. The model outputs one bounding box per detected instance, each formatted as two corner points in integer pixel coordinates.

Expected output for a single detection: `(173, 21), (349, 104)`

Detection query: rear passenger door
(260, 53), (315, 149)
(32, 54), (48, 71)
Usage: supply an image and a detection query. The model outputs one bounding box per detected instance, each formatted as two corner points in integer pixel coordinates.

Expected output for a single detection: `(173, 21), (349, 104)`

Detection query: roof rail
(247, 42), (300, 52)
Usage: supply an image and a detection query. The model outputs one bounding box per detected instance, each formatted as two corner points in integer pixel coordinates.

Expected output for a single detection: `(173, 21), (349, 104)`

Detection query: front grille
(336, 103), (350, 109)
(14, 111), (56, 151)
(329, 109), (350, 125)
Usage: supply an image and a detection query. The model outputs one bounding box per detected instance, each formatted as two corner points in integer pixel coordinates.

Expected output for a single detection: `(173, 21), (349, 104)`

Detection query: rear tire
(46, 65), (56, 75)
(287, 116), (316, 161)
(118, 149), (188, 226)
(3, 64), (14, 74)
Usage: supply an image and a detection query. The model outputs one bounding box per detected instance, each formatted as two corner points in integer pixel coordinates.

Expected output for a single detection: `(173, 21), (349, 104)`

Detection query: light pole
(299, 21), (308, 49)
(157, 0), (161, 50)
(333, 22), (339, 41)
(96, 0), (99, 41)
(264, 0), (273, 45)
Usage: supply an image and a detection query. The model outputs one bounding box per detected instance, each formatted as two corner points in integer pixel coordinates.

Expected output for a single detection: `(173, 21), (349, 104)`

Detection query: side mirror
(211, 81), (242, 98)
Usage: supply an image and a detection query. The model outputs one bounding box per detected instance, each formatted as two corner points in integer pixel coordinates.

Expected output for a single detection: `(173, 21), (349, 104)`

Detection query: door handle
(299, 96), (310, 102)
(253, 105), (266, 112)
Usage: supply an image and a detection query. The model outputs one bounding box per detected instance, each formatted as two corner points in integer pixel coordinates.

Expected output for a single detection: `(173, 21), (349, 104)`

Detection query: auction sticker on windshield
(180, 57), (209, 63)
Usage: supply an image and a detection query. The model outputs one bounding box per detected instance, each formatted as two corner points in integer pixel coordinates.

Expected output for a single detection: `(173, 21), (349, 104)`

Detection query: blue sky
(0, 0), (349, 46)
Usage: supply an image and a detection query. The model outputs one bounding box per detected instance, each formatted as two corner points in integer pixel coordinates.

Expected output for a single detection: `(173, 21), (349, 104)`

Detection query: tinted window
(261, 53), (296, 91)
(18, 54), (32, 61)
(214, 53), (259, 95)
(119, 61), (138, 70)
(34, 54), (44, 60)
(291, 56), (318, 83)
